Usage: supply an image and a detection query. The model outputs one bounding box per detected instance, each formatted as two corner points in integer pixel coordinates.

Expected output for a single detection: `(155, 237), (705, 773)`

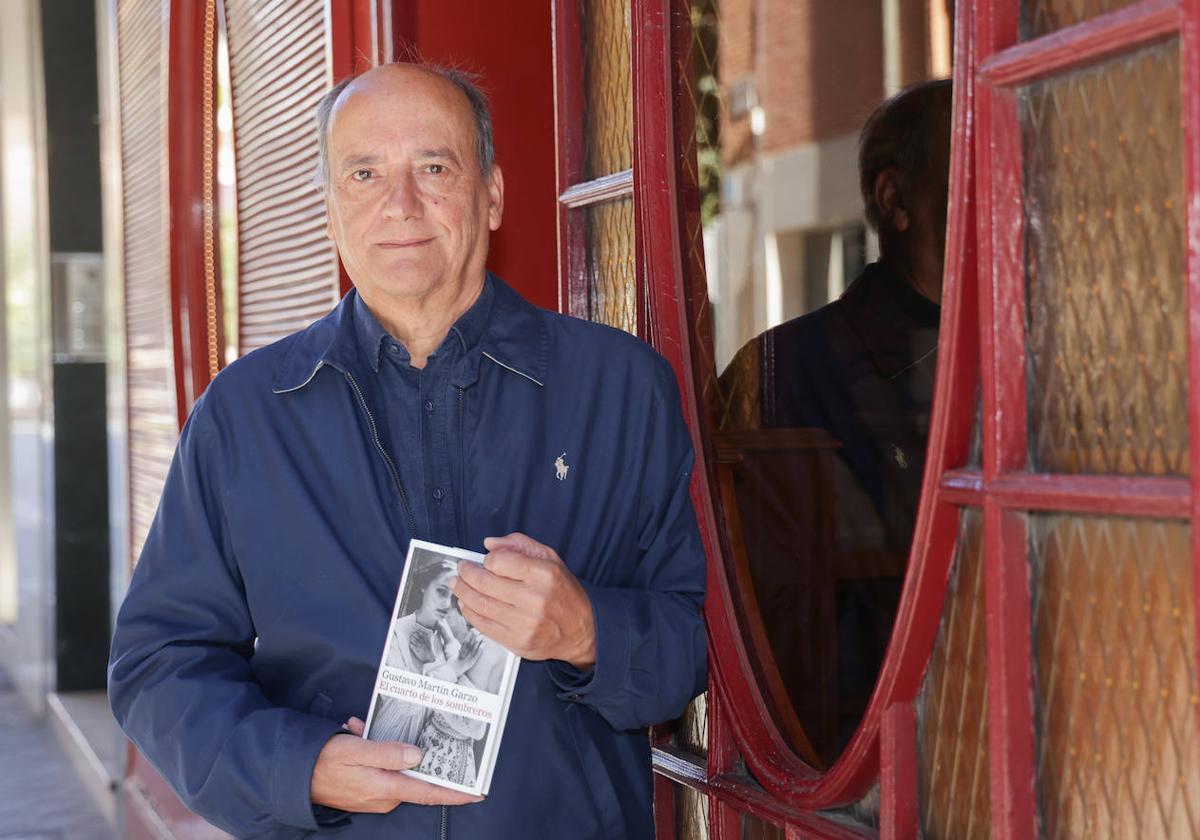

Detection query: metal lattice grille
(1032, 514), (1200, 839)
(917, 509), (990, 840)
(1023, 42), (1187, 476)
(1022, 0), (1144, 40)
(583, 0), (633, 178)
(586, 198), (636, 334)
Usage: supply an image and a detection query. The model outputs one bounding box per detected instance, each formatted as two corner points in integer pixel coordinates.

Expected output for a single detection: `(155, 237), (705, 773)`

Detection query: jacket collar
(271, 272), (547, 394)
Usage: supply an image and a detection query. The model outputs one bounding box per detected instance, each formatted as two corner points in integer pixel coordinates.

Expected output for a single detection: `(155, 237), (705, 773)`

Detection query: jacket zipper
(343, 371), (419, 537)
(439, 805), (448, 840)
(455, 385), (467, 548)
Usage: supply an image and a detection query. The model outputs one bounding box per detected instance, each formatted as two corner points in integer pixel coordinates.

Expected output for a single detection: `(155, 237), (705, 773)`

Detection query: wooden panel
(118, 0), (176, 567)
(917, 509), (990, 840)
(224, 0), (338, 353)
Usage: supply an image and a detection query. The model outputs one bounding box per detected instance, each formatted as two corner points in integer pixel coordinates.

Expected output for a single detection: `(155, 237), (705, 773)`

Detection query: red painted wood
(632, 0), (678, 342)
(979, 0), (1179, 87)
(939, 470), (1192, 517)
(126, 747), (228, 839)
(325, 0), (354, 80)
(1181, 0), (1200, 749)
(654, 772), (677, 838)
(879, 702), (919, 840)
(647, 0), (985, 814)
(982, 506), (1038, 838)
(410, 0), (558, 311)
(167, 0), (210, 421)
(706, 682), (742, 840)
(551, 0), (587, 316)
(977, 4), (1038, 835)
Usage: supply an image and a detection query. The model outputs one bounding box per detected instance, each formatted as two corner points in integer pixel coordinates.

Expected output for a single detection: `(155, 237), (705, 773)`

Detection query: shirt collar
(272, 273), (545, 394)
(351, 275), (495, 373)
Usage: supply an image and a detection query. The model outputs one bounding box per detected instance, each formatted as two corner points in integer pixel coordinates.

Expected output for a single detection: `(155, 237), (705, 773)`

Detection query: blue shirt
(352, 279), (494, 547)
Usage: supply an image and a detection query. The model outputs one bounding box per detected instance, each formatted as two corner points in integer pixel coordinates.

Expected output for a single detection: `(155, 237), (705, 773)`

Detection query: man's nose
(382, 172), (422, 220)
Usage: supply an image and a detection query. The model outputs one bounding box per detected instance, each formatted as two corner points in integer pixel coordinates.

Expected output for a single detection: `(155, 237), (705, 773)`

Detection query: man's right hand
(310, 718), (483, 813)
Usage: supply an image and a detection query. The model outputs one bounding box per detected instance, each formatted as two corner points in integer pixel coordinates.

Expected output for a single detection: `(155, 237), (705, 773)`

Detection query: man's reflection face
(866, 81), (954, 304)
(906, 105), (953, 295)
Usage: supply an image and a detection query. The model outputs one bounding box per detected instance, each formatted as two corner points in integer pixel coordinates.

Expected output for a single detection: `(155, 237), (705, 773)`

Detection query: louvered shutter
(224, 0), (339, 353)
(118, 0), (176, 566)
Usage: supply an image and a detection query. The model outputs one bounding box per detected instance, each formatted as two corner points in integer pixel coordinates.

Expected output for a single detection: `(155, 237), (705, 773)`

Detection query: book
(362, 539), (521, 796)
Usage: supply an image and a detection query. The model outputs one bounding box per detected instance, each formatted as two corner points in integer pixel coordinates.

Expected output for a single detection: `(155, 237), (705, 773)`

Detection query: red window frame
(965, 1), (1200, 837)
(551, 0), (641, 333)
(634, 0), (979, 830)
(636, 0), (1200, 836)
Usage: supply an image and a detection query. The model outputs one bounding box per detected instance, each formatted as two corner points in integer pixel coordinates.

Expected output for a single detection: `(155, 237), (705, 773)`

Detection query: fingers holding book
(451, 532), (596, 670)
(311, 723), (485, 813)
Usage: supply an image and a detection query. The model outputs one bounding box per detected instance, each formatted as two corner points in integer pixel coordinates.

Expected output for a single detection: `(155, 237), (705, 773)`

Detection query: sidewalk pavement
(0, 667), (116, 840)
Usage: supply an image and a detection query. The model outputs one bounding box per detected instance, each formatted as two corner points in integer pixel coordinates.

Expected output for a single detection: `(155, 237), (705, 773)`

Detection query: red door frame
(551, 0), (641, 330)
(634, 0), (1200, 835)
(635, 0), (980, 833)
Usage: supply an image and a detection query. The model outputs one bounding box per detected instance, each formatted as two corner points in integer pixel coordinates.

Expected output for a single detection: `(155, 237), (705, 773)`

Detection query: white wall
(0, 0), (56, 713)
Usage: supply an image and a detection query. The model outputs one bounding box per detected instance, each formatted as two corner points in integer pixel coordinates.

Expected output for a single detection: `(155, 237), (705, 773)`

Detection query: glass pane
(741, 814), (785, 839)
(1031, 514), (1200, 839)
(583, 0), (633, 178)
(1024, 42), (1187, 476)
(676, 783), (712, 840)
(678, 691), (708, 758)
(918, 509), (990, 840)
(685, 0), (954, 769)
(586, 198), (636, 334)
(1023, 0), (1143, 41)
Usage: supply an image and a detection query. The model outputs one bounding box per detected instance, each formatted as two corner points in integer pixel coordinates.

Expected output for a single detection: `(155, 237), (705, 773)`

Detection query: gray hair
(314, 63), (495, 189)
(858, 79), (952, 230)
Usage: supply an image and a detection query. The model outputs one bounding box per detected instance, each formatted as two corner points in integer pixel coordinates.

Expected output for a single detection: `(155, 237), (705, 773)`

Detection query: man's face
(324, 67), (503, 306)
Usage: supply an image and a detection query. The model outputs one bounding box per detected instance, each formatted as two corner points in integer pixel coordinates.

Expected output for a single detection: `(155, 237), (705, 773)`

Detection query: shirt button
(424, 400), (435, 413)
(570, 693), (584, 701)
(432, 487), (444, 501)
(388, 343), (399, 354)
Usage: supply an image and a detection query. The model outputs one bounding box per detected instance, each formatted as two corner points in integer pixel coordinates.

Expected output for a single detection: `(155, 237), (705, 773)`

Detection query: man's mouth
(376, 238), (433, 248)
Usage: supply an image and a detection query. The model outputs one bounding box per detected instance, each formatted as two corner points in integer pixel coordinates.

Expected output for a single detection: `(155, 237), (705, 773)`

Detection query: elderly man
(109, 63), (707, 839)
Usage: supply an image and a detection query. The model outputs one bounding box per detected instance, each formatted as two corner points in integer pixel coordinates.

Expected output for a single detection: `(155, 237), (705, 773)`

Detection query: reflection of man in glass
(718, 80), (952, 761)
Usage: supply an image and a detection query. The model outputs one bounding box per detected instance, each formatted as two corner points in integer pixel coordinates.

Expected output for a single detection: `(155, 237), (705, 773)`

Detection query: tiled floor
(0, 667), (116, 840)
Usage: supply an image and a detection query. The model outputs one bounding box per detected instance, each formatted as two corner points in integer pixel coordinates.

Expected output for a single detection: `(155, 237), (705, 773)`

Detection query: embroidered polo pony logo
(554, 453), (570, 481)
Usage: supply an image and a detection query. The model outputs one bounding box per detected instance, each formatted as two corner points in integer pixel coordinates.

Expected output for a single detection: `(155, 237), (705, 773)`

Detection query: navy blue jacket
(108, 277), (708, 839)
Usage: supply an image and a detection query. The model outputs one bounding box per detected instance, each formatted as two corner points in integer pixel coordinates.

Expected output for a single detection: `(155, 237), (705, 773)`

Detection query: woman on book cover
(370, 558), (482, 744)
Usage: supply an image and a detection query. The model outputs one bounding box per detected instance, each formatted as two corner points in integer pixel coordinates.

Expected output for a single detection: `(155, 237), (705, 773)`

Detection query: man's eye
(425, 164), (447, 175)
(351, 169), (374, 181)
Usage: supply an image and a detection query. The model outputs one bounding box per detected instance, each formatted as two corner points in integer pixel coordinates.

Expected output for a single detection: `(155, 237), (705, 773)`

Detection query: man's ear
(873, 167), (909, 233)
(324, 190), (336, 241)
(487, 164), (505, 232)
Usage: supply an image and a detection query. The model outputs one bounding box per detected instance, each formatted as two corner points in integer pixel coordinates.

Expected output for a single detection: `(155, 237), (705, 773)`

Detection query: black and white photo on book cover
(363, 539), (520, 796)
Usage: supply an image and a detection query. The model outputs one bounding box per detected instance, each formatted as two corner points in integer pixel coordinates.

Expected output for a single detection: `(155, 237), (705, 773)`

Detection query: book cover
(362, 539), (520, 796)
